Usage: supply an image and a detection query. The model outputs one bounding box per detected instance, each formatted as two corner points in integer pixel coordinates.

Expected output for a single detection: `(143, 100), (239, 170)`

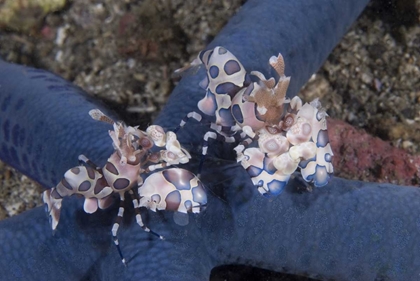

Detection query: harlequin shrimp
(43, 109), (207, 265)
(232, 54), (334, 195)
(175, 46), (251, 172)
(175, 46), (333, 196)
(139, 168), (207, 226)
(235, 96), (334, 196)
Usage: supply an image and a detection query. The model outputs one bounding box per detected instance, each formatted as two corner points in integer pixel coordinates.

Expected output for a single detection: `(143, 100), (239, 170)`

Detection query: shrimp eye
(151, 194), (161, 204)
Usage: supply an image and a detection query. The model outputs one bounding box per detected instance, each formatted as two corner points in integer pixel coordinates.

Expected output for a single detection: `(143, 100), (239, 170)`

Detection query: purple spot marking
(86, 167), (96, 180)
(209, 65), (219, 78)
(106, 162), (119, 175)
(267, 179), (287, 196)
(192, 184), (207, 205)
(224, 60), (241, 75)
(114, 178), (130, 190)
(325, 153), (333, 163)
(71, 167), (80, 174)
(299, 157), (315, 169)
(61, 178), (73, 190)
(78, 180), (91, 192)
(218, 47), (227, 54)
(165, 190), (181, 211)
(215, 82), (236, 95)
(218, 108), (235, 126)
(263, 156), (277, 174)
(51, 189), (62, 199)
(232, 104), (244, 124)
(162, 169), (194, 190)
(94, 177), (108, 194)
(247, 166), (263, 178)
(317, 130), (330, 147)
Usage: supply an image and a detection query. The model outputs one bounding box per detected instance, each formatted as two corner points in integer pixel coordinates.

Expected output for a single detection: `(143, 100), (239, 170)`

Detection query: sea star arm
(4, 0), (416, 281)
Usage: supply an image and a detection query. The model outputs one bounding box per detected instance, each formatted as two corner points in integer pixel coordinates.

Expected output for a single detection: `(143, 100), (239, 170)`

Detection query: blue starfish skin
(1, 0), (419, 280)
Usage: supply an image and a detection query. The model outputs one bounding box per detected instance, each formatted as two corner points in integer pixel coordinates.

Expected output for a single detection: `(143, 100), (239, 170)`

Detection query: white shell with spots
(180, 46), (334, 195)
(196, 46), (248, 126)
(43, 109), (197, 232)
(139, 168), (207, 214)
(227, 51), (334, 195)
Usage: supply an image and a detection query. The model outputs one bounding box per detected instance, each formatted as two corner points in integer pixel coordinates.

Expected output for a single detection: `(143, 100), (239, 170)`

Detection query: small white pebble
(55, 50), (63, 62)
(93, 3), (105, 15)
(127, 58), (136, 69)
(402, 140), (414, 150)
(55, 25), (69, 46)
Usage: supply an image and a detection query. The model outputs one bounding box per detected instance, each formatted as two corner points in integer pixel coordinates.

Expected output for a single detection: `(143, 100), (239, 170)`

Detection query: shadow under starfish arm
(2, 0), (417, 280)
(204, 167), (420, 281)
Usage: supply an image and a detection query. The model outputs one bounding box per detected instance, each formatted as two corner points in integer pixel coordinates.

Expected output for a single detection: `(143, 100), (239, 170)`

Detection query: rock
(328, 118), (420, 185)
(0, 0), (66, 33)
